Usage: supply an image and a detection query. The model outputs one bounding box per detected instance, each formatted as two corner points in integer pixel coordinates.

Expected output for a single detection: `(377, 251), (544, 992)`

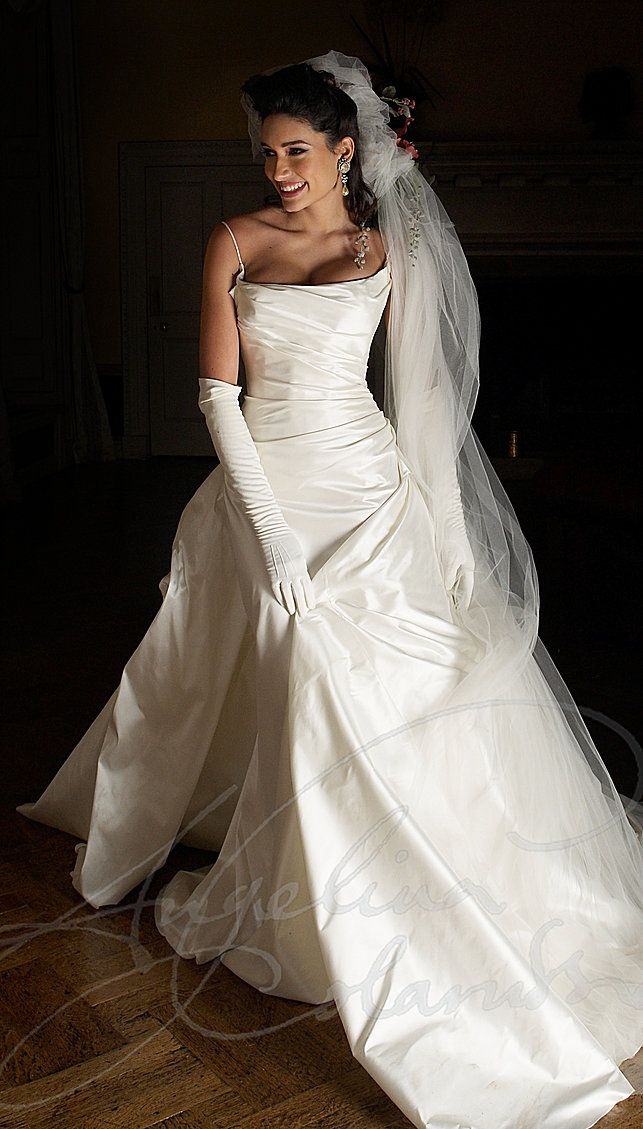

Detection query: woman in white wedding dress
(16, 50), (643, 1129)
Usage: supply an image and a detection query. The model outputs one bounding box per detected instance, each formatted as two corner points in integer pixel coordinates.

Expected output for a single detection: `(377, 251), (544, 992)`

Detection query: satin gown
(16, 237), (643, 1129)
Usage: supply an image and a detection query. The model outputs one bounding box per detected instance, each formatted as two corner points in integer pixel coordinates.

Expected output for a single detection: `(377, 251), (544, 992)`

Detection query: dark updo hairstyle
(240, 62), (378, 229)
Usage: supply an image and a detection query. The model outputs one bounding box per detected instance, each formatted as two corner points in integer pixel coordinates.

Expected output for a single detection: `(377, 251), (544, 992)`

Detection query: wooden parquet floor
(0, 813), (416, 1128)
(0, 812), (641, 1129)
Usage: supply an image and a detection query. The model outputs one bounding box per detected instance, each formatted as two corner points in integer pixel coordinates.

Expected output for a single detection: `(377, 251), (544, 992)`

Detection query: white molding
(414, 139), (643, 256)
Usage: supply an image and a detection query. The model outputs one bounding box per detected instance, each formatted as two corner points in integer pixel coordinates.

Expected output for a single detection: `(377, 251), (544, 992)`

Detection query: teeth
(280, 182), (305, 193)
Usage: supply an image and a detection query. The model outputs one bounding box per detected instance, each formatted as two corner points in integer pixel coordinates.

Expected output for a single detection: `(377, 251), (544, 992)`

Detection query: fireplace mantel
(412, 138), (642, 259)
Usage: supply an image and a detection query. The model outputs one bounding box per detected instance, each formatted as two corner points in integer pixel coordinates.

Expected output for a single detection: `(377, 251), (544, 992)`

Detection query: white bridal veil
(240, 50), (643, 921)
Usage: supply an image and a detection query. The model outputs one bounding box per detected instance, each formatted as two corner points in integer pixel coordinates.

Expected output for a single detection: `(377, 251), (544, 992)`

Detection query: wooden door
(145, 163), (266, 455)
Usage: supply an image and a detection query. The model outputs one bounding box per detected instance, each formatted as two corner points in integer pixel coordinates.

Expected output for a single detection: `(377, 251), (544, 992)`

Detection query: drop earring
(338, 156), (351, 196)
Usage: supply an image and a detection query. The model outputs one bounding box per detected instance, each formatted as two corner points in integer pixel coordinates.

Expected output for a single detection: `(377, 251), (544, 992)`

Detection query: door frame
(119, 140), (253, 457)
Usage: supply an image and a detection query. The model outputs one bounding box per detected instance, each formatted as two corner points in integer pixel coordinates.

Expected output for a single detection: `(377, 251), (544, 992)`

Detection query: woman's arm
(199, 222), (242, 384)
(196, 221), (316, 619)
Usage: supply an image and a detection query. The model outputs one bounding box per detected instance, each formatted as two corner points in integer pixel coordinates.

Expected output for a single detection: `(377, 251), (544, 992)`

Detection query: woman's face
(259, 113), (354, 211)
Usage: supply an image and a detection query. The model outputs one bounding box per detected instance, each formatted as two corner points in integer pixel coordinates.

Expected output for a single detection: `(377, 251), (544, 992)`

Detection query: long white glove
(198, 378), (316, 617)
(436, 461), (476, 612)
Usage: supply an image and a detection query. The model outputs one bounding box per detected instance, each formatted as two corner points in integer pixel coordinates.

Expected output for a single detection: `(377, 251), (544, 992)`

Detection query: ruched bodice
(230, 256), (391, 400)
(227, 257), (423, 581)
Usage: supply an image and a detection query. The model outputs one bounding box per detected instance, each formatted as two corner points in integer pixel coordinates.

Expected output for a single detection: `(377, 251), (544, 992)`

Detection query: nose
(273, 157), (294, 181)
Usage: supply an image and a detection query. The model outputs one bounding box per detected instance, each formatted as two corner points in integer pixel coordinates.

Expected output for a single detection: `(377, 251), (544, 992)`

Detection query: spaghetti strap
(220, 221), (244, 271)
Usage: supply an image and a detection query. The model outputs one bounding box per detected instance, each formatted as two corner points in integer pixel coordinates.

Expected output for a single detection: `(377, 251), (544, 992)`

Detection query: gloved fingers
(289, 576), (309, 618)
(271, 576), (316, 617)
(301, 572), (316, 612)
(290, 576), (304, 617)
(282, 579), (297, 616)
(271, 579), (295, 616)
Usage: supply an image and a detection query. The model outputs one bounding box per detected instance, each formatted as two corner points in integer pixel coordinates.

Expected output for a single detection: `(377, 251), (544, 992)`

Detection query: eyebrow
(260, 139), (310, 148)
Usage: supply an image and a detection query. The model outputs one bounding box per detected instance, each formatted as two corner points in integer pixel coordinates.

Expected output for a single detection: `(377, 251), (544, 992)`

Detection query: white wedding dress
(16, 232), (643, 1129)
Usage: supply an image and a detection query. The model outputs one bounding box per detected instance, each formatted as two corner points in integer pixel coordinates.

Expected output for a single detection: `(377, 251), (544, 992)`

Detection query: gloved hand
(198, 378), (316, 618)
(436, 462), (476, 612)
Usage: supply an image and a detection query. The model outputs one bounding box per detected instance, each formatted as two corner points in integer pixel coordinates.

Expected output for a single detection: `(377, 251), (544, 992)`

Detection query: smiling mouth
(278, 181), (306, 196)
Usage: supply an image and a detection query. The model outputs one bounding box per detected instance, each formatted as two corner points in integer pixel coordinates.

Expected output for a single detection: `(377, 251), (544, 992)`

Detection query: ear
(337, 135), (355, 162)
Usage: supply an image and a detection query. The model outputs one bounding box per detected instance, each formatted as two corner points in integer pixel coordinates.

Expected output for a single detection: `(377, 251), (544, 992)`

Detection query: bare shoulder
(205, 207), (281, 271)
(202, 224), (238, 292)
(218, 206), (285, 241)
(229, 206), (286, 242)
(203, 210), (267, 275)
(200, 213), (270, 295)
(222, 205), (285, 230)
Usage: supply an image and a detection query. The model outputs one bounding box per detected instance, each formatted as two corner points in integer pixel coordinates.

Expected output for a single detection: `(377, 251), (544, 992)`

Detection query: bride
(16, 50), (643, 1129)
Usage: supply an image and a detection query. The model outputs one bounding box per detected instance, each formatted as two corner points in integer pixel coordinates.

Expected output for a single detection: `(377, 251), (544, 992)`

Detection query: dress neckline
(234, 253), (390, 291)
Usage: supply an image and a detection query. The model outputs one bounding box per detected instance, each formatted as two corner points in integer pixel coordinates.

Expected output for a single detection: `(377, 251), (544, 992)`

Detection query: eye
(261, 148), (308, 157)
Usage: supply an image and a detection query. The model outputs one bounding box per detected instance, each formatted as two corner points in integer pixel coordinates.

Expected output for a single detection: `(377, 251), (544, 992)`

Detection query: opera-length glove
(198, 378), (316, 618)
(437, 461), (476, 612)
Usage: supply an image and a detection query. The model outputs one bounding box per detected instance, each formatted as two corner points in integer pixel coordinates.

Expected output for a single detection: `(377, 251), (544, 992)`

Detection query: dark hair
(241, 62), (378, 228)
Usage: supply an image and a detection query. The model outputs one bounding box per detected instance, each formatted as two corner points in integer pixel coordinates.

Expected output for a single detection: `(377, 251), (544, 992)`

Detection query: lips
(278, 181), (306, 198)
